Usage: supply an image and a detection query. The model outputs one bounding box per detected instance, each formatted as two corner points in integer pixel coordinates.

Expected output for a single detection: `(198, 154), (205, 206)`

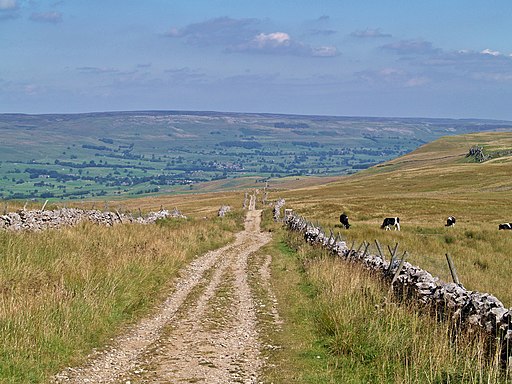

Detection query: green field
(1, 111), (511, 201)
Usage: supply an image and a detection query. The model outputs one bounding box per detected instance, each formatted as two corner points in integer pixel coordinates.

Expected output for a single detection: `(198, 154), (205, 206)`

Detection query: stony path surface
(53, 209), (273, 384)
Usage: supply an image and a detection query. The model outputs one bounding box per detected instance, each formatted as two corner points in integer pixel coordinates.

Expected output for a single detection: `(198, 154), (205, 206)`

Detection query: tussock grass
(277, 231), (508, 383)
(0, 212), (243, 383)
(308, 258), (505, 383)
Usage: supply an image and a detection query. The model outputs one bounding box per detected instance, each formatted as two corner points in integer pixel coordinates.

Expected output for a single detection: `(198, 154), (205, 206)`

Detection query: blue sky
(1, 0), (512, 119)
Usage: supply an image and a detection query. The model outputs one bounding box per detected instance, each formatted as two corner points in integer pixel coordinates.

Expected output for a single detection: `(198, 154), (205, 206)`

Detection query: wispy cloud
(165, 17), (258, 46)
(166, 17), (338, 58)
(30, 11), (63, 23)
(0, 0), (18, 20)
(412, 48), (512, 83)
(308, 28), (337, 36)
(355, 67), (430, 87)
(351, 28), (391, 38)
(164, 67), (208, 84)
(381, 39), (440, 55)
(77, 66), (120, 75)
(0, 0), (17, 10)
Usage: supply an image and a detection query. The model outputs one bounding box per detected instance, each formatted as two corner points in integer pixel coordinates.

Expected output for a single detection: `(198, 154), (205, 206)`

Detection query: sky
(1, 0), (512, 120)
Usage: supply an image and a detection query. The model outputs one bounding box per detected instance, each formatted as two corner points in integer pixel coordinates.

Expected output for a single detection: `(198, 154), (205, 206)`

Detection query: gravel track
(53, 209), (273, 384)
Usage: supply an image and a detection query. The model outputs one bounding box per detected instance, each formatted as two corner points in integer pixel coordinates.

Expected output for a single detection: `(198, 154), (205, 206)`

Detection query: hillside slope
(276, 131), (512, 305)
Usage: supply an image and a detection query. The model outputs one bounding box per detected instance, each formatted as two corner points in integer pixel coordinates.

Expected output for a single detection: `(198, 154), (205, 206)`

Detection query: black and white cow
(381, 217), (400, 231)
(339, 213), (351, 229)
(445, 216), (456, 227)
(499, 223), (512, 230)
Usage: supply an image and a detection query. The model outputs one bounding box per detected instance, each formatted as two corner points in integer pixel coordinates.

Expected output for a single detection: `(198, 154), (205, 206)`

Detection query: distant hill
(283, 131), (512, 211)
(0, 110), (511, 201)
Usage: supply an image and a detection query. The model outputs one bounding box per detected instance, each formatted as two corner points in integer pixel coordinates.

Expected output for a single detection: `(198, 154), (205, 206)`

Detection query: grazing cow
(445, 216), (456, 227)
(339, 213), (350, 229)
(499, 223), (512, 230)
(381, 217), (400, 231)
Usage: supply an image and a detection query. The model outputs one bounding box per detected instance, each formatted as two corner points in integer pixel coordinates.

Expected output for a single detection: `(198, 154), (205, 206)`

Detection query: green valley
(1, 110), (511, 200)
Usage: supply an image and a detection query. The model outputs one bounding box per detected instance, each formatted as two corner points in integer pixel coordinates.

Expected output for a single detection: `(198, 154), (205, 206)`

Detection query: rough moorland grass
(269, 228), (509, 383)
(277, 132), (512, 307)
(0, 211), (243, 384)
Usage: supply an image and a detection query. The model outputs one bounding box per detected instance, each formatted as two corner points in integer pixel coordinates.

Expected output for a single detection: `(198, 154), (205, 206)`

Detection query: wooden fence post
(348, 241), (355, 255)
(386, 242), (399, 274)
(391, 251), (408, 285)
(375, 239), (385, 260)
(445, 253), (461, 286)
(41, 199), (49, 211)
(362, 241), (370, 258)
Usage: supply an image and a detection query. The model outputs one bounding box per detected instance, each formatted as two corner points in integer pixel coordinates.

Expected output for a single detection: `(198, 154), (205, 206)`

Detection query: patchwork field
(1, 111), (511, 201)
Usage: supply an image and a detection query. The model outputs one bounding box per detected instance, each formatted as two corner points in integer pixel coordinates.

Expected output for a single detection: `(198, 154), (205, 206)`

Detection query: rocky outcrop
(285, 213), (511, 365)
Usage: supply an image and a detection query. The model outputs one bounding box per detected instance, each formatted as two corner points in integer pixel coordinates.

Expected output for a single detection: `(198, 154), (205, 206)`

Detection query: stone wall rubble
(218, 205), (231, 217)
(285, 213), (511, 364)
(0, 207), (186, 231)
(272, 198), (285, 221)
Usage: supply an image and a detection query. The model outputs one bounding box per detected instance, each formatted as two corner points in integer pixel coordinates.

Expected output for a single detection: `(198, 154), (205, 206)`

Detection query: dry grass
(274, 132), (512, 307)
(259, 223), (509, 383)
(0, 211), (244, 383)
(306, 250), (506, 383)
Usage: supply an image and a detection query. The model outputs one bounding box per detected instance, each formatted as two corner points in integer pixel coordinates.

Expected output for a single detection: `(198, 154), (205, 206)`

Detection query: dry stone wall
(0, 207), (186, 231)
(273, 198), (285, 221)
(218, 205), (231, 217)
(285, 213), (511, 365)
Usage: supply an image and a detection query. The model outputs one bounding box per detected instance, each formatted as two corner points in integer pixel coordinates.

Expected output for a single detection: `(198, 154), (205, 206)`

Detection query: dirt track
(53, 209), (274, 383)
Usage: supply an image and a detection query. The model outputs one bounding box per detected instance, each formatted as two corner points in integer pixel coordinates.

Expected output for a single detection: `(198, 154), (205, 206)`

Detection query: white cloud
(229, 31), (338, 57)
(253, 32), (291, 48)
(480, 48), (501, 56)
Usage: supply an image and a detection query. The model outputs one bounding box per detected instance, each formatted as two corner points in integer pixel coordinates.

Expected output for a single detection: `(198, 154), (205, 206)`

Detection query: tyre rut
(53, 209), (272, 384)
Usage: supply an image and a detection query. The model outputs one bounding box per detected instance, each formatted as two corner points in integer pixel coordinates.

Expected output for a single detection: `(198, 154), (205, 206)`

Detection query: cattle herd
(339, 213), (511, 230)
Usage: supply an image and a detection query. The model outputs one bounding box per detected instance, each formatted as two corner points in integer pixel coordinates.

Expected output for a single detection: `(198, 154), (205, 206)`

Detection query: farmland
(1, 110), (511, 201)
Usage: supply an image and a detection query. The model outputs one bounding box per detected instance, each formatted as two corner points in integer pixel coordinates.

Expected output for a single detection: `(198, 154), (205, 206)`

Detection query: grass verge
(0, 211), (244, 383)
